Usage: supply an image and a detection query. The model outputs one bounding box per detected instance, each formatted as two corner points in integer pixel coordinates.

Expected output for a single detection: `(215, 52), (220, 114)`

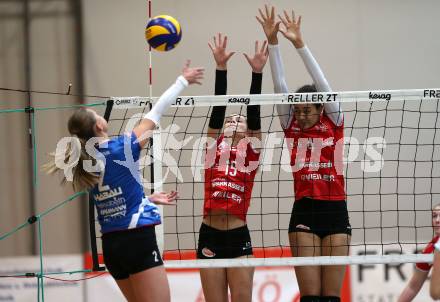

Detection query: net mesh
(102, 89), (440, 267)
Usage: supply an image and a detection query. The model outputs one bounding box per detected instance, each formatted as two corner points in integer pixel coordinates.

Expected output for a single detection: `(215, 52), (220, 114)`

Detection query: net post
(87, 99), (114, 272)
(88, 193), (105, 271)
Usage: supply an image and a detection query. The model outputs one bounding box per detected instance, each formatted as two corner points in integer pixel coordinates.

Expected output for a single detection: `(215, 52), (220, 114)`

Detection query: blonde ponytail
(43, 136), (100, 190)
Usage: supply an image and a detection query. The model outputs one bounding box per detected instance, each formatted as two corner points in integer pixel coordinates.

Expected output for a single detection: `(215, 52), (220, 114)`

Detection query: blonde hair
(43, 108), (100, 190)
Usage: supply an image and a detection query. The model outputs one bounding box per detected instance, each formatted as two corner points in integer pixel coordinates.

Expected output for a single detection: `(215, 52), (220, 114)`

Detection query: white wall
(83, 0), (440, 97)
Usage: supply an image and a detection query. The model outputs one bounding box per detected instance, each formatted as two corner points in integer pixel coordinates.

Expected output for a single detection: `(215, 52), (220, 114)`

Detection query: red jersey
(204, 135), (260, 222)
(415, 235), (439, 271)
(284, 114), (345, 201)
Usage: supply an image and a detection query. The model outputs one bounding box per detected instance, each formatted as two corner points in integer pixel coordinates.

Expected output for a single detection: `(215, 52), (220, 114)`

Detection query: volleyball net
(95, 88), (440, 268)
(0, 87), (439, 279)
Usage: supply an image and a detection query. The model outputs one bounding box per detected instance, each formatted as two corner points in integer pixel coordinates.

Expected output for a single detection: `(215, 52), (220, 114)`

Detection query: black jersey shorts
(197, 223), (253, 259)
(288, 197), (351, 238)
(102, 225), (163, 280)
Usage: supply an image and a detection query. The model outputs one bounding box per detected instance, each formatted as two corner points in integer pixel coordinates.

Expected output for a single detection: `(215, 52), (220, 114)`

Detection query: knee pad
(300, 296), (320, 302)
(320, 296), (340, 302)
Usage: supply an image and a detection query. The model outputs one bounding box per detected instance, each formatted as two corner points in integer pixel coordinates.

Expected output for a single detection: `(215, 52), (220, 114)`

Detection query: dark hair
(296, 84), (323, 109)
(43, 108), (100, 190)
(296, 84), (317, 93)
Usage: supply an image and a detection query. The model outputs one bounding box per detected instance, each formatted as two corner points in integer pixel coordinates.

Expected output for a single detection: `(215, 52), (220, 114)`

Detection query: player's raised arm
(207, 33), (235, 139)
(278, 9), (342, 126)
(257, 5), (292, 129)
(243, 40), (268, 144)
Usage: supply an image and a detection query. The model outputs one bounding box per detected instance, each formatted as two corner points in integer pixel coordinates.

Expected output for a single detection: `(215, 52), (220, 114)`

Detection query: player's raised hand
(244, 40), (269, 73)
(208, 33), (236, 70)
(256, 5), (281, 45)
(182, 60), (204, 85)
(278, 9), (304, 49)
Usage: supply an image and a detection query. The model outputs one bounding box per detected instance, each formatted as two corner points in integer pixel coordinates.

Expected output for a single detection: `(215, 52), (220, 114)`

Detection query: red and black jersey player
(197, 33), (268, 302)
(398, 203), (440, 302)
(258, 5), (351, 302)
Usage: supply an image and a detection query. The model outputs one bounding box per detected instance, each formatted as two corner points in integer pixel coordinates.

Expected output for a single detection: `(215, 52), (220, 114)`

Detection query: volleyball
(145, 15), (182, 51)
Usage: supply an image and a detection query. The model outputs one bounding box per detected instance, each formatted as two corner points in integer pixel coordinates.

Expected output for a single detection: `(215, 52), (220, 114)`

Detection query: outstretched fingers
(192, 68), (204, 85)
(243, 52), (252, 65)
(270, 5), (275, 20)
(287, 9), (294, 23)
(264, 4), (270, 19)
(167, 190), (179, 200)
(261, 40), (268, 54)
(278, 13), (288, 27)
(222, 34), (228, 49)
(183, 62), (205, 85)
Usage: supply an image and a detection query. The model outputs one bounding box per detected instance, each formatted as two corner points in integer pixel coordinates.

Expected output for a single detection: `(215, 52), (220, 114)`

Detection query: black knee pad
(320, 296), (340, 302)
(300, 296), (320, 302)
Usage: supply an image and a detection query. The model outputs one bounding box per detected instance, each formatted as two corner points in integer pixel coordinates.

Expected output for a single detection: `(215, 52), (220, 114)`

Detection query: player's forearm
(398, 270), (428, 302)
(296, 45), (331, 92)
(431, 249), (440, 299)
(297, 45), (343, 125)
(144, 76), (188, 125)
(268, 44), (289, 94)
(397, 287), (419, 302)
(268, 44), (291, 129)
(247, 72), (262, 130)
(209, 69), (227, 129)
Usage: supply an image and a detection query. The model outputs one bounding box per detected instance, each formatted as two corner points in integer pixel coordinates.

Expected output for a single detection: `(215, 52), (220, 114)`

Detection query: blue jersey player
(46, 60), (204, 302)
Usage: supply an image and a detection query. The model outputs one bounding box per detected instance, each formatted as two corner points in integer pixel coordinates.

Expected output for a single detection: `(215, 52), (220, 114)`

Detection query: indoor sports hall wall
(0, 0), (85, 256)
(1, 0), (440, 257)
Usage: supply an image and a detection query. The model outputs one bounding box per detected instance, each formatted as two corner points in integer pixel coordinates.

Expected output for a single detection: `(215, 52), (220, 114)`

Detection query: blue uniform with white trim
(90, 132), (161, 234)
